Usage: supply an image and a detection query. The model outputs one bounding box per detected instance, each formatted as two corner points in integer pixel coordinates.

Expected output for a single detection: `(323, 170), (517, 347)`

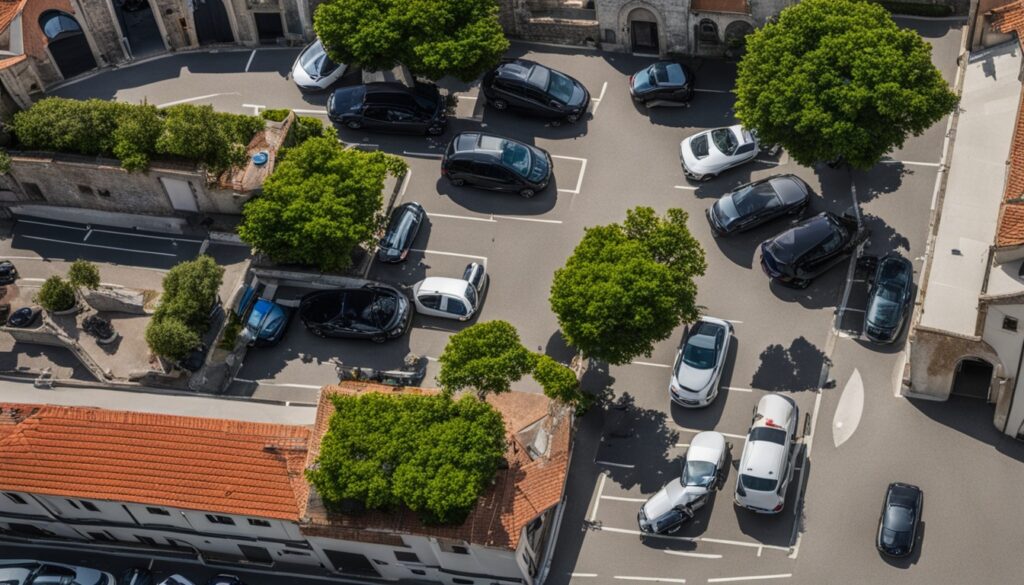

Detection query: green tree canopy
(37, 275), (76, 312)
(550, 207), (706, 365)
(144, 317), (200, 361)
(68, 260), (101, 291)
(238, 136), (406, 271)
(307, 392), (507, 524)
(532, 353), (590, 414)
(313, 0), (510, 81)
(145, 256), (224, 360)
(734, 0), (958, 169)
(437, 320), (535, 398)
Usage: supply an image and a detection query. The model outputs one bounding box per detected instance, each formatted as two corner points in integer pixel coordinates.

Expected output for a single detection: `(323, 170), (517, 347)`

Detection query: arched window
(698, 19), (720, 45)
(39, 10), (83, 41)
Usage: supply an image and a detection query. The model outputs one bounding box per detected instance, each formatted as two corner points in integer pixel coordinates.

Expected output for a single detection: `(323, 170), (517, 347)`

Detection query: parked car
(669, 317), (732, 408)
(707, 174), (812, 236)
(876, 482), (923, 557)
(864, 255), (914, 344)
(206, 577), (244, 585)
(0, 259), (17, 284)
(0, 560), (115, 585)
(328, 82), (447, 135)
(734, 394), (798, 514)
(6, 306), (40, 328)
(638, 431), (727, 534)
(244, 299), (290, 346)
(680, 125), (759, 181)
(759, 211), (867, 288)
(629, 61), (694, 106)
(291, 39), (347, 90)
(442, 132), (552, 198)
(378, 202), (426, 263)
(155, 576), (195, 585)
(482, 58), (590, 122)
(299, 284), (411, 342)
(119, 568), (154, 585)
(413, 262), (488, 321)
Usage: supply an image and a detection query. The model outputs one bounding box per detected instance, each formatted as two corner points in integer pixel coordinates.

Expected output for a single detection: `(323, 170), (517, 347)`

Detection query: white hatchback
(412, 262), (488, 321)
(680, 124), (759, 181)
(734, 393), (799, 514)
(291, 39), (348, 91)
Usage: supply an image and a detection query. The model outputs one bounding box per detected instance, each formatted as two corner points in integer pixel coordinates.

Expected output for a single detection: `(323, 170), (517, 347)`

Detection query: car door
(496, 79), (528, 108)
(732, 142), (757, 166)
(361, 106), (389, 130)
(524, 85), (557, 116)
(468, 161), (497, 188)
(417, 293), (443, 318)
(488, 164), (520, 191)
(441, 295), (470, 319)
(385, 106), (422, 133)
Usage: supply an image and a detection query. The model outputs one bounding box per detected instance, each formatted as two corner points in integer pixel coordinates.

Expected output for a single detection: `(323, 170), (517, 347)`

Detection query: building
(0, 382), (573, 584)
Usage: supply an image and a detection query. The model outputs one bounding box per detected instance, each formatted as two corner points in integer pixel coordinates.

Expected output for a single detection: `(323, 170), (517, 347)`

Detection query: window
(418, 294), (442, 310)
(136, 535), (157, 546)
(80, 500), (99, 512)
(438, 540), (470, 554)
(445, 298), (468, 316)
(322, 550), (380, 577)
(394, 551), (420, 563)
(146, 506), (170, 516)
(453, 579), (474, 585)
(39, 10), (82, 40)
(363, 106), (388, 121)
(699, 19), (720, 44)
(66, 499), (79, 509)
(603, 28), (616, 44)
(247, 518), (271, 527)
(23, 182), (44, 201)
(282, 550), (312, 557)
(4, 493), (27, 505)
(205, 514), (235, 525)
(734, 142), (755, 155)
(1004, 316), (1018, 332)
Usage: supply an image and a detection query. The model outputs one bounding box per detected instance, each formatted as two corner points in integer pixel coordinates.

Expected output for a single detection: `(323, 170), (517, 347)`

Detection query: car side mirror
(549, 100), (562, 109)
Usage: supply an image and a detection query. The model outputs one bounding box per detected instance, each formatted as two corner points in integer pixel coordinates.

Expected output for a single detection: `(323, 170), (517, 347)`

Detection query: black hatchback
(759, 211), (867, 288)
(328, 81), (447, 135)
(877, 482), (922, 557)
(377, 202), (425, 263)
(481, 58), (590, 123)
(629, 61), (694, 106)
(864, 255), (914, 344)
(707, 174), (812, 236)
(442, 132), (552, 198)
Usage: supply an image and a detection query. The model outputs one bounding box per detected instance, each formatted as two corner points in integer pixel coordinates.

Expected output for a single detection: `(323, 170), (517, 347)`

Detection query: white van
(734, 394), (799, 514)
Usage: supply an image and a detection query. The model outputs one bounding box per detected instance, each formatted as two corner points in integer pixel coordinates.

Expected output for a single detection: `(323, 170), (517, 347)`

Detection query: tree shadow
(750, 337), (829, 391)
(734, 443), (806, 547)
(854, 162), (912, 202)
(543, 329), (578, 364)
(862, 213), (911, 254)
(593, 392), (680, 493)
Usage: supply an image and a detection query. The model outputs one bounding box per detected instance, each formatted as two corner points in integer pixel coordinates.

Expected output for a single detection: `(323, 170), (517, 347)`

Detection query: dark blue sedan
(876, 482), (923, 557)
(864, 255), (913, 343)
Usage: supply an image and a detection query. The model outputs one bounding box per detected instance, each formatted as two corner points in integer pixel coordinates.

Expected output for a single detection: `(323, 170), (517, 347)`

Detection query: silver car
(680, 125), (759, 181)
(0, 560), (115, 585)
(291, 39), (348, 90)
(638, 431), (728, 534)
(669, 316), (732, 408)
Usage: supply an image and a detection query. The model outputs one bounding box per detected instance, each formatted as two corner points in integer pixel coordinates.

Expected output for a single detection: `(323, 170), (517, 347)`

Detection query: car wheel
(519, 188), (535, 198)
(346, 120), (362, 130)
(491, 98), (508, 111)
(450, 177), (466, 187)
(371, 334), (386, 343)
(427, 125), (444, 136)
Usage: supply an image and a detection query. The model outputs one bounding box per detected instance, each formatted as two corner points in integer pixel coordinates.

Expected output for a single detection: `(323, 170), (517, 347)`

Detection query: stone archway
(951, 357), (995, 399)
(39, 10), (97, 79)
(723, 20), (755, 58)
(619, 3), (666, 55)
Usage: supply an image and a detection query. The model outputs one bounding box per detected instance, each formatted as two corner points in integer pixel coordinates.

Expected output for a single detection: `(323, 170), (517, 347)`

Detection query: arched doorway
(112, 0), (164, 59)
(951, 358), (994, 399)
(628, 8), (659, 54)
(723, 20), (754, 58)
(696, 18), (720, 53)
(193, 0), (234, 45)
(39, 11), (97, 79)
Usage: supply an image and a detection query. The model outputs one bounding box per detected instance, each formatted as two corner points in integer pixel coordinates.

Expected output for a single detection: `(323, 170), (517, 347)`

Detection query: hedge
(145, 256), (224, 360)
(260, 108), (291, 123)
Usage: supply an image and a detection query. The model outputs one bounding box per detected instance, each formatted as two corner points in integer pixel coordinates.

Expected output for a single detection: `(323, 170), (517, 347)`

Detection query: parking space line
(754, 158), (782, 166)
(631, 361), (672, 368)
(707, 575), (791, 583)
(663, 550), (722, 559)
(724, 386), (755, 393)
(21, 235), (178, 257)
(429, 212), (497, 223)
(244, 49), (257, 72)
(571, 573), (598, 578)
(402, 151), (444, 158)
(502, 216), (564, 224)
(591, 81), (608, 115)
(614, 576), (687, 583)
(411, 249), (488, 266)
(600, 495), (646, 503)
(397, 169), (413, 203)
(157, 93), (237, 108)
(674, 185), (697, 190)
(18, 219), (205, 243)
(694, 88), (731, 94)
(676, 428), (747, 440)
(880, 159), (941, 167)
(552, 154), (587, 162)
(552, 155), (588, 195)
(242, 103), (265, 114)
(588, 473), (608, 522)
(596, 460), (635, 469)
(293, 108), (328, 115)
(700, 538), (789, 553)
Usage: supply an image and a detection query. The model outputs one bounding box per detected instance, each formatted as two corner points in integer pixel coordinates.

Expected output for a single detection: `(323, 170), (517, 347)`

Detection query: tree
(238, 136), (406, 271)
(313, 0), (509, 81)
(550, 207), (706, 365)
(68, 260), (100, 291)
(144, 317), (200, 361)
(437, 320), (535, 398)
(307, 392), (506, 524)
(734, 0), (958, 169)
(112, 104), (163, 172)
(154, 255), (224, 331)
(533, 354), (591, 414)
(156, 104), (247, 172)
(37, 275), (76, 312)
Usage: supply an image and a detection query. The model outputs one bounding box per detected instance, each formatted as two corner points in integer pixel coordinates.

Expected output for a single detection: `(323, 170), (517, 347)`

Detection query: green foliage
(157, 105), (247, 173)
(13, 98), (120, 156)
(314, 0), (510, 81)
(217, 310), (243, 350)
(437, 320), (535, 398)
(154, 255), (224, 331)
(292, 115), (330, 145)
(0, 149), (9, 175)
(307, 392), (507, 524)
(112, 104), (163, 172)
(37, 275), (76, 312)
(144, 317), (200, 361)
(734, 0), (959, 169)
(67, 260), (100, 291)
(550, 207), (706, 365)
(533, 354), (590, 414)
(260, 108), (291, 123)
(238, 136), (406, 271)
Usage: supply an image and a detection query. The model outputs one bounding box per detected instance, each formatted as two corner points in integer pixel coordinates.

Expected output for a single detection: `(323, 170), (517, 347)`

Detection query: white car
(412, 262), (487, 321)
(638, 431), (727, 534)
(669, 316), (732, 407)
(680, 124), (759, 181)
(734, 394), (799, 514)
(291, 39), (348, 90)
(0, 560), (115, 585)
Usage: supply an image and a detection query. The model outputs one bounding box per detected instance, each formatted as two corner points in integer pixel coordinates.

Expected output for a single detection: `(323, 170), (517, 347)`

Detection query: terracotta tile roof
(988, 1), (1024, 247)
(990, 0), (1024, 34)
(300, 382), (573, 550)
(997, 202), (1024, 246)
(691, 0), (750, 14)
(0, 54), (26, 69)
(0, 0), (26, 33)
(0, 404), (311, 521)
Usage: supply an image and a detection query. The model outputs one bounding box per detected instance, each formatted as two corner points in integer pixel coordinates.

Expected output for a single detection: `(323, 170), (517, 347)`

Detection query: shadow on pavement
(750, 337), (829, 392)
(909, 395), (1024, 464)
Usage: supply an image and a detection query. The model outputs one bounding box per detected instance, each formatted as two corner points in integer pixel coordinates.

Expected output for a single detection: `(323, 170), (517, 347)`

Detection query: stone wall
(152, 0), (194, 50)
(518, 16), (600, 45)
(594, 0), (690, 55)
(905, 326), (1005, 400)
(72, 0), (130, 66)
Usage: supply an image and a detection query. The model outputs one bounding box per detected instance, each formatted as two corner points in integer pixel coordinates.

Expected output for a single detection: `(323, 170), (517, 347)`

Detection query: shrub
(218, 111), (265, 145)
(145, 317), (200, 361)
(13, 98), (120, 156)
(437, 320), (535, 398)
(0, 149), (9, 175)
(533, 354), (591, 414)
(37, 275), (76, 312)
(217, 310), (243, 350)
(157, 105), (247, 173)
(260, 108), (291, 123)
(154, 255), (224, 331)
(68, 259), (101, 291)
(292, 116), (329, 144)
(112, 104), (163, 172)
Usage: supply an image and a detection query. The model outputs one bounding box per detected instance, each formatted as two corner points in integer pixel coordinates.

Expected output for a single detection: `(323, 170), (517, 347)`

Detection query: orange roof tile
(997, 202), (1024, 246)
(0, 404), (310, 521)
(0, 0), (26, 33)
(691, 0), (750, 14)
(991, 0), (1024, 35)
(0, 54), (26, 69)
(988, 1), (1024, 247)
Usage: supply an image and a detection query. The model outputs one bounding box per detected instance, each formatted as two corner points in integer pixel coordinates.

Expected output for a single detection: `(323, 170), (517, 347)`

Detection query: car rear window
(749, 426), (787, 445)
(740, 474), (778, 492)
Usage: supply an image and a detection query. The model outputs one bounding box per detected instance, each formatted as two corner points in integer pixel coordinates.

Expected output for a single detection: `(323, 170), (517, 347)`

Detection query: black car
(759, 211), (867, 288)
(6, 306), (40, 328)
(299, 284), (411, 342)
(629, 61), (694, 106)
(0, 260), (17, 285)
(378, 202), (425, 263)
(707, 174), (812, 236)
(864, 255), (914, 344)
(481, 58), (590, 122)
(328, 82), (447, 135)
(877, 482), (922, 557)
(442, 132), (552, 198)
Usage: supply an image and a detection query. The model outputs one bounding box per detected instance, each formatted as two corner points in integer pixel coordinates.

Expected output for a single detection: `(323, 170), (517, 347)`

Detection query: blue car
(238, 288), (290, 347)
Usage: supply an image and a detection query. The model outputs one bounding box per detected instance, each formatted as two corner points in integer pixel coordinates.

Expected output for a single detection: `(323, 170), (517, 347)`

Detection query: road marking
(631, 361), (672, 368)
(707, 575), (792, 583)
(232, 379), (323, 389)
(20, 235), (177, 257)
(599, 526), (789, 554)
(614, 576), (686, 583)
(553, 155), (588, 195)
(676, 428), (747, 440)
(397, 169), (412, 203)
(410, 249), (488, 265)
(458, 95), (478, 100)
(242, 103), (265, 114)
(428, 212), (563, 225)
(595, 460), (635, 469)
(880, 159), (941, 167)
(674, 185), (697, 190)
(832, 368), (864, 448)
(502, 215), (564, 224)
(841, 308), (864, 313)
(571, 574), (598, 578)
(694, 88), (731, 94)
(724, 386), (754, 393)
(245, 49), (257, 72)
(754, 158), (782, 166)
(601, 495), (646, 503)
(293, 108), (328, 115)
(551, 154), (588, 162)
(429, 212), (497, 223)
(18, 220), (204, 243)
(157, 93), (237, 108)
(674, 443), (689, 448)
(699, 538), (788, 552)
(402, 151), (443, 158)
(591, 81), (609, 115)
(663, 550), (722, 559)
(724, 319), (743, 324)
(588, 473), (608, 522)
(18, 219), (85, 231)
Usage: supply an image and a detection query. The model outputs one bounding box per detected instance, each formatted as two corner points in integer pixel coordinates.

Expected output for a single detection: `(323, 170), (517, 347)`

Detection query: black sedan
(0, 260), (17, 285)
(378, 202), (425, 263)
(298, 284), (411, 342)
(629, 61), (694, 106)
(759, 211), (867, 288)
(327, 81), (447, 136)
(481, 58), (590, 123)
(707, 174), (812, 236)
(864, 255), (914, 343)
(877, 482), (923, 557)
(442, 132), (552, 198)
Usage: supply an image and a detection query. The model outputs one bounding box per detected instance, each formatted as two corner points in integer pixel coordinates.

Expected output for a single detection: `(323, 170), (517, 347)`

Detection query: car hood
(245, 299), (288, 341)
(713, 195), (741, 229)
(568, 82), (588, 107)
(328, 86), (365, 115)
(643, 480), (704, 519)
(0, 261), (14, 275)
(674, 363), (715, 393)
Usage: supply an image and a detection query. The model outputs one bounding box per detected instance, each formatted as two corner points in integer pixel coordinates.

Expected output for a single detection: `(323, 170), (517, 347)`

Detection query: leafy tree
(734, 0), (958, 169)
(238, 136), (406, 271)
(112, 104), (163, 172)
(437, 320), (535, 398)
(314, 0), (509, 81)
(13, 98), (120, 156)
(0, 150), (10, 175)
(156, 105), (247, 172)
(260, 108), (291, 123)
(533, 354), (591, 414)
(307, 392), (506, 524)
(37, 275), (76, 312)
(67, 260), (101, 291)
(144, 317), (200, 361)
(154, 255), (224, 331)
(550, 207), (706, 365)
(290, 116), (330, 145)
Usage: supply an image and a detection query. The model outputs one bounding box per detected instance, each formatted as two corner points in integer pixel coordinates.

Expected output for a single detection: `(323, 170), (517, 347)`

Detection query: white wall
(180, 510), (296, 541)
(982, 303), (1024, 379)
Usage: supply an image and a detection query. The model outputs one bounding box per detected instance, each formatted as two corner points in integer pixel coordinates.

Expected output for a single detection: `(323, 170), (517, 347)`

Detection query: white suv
(734, 394), (798, 514)
(0, 560), (114, 585)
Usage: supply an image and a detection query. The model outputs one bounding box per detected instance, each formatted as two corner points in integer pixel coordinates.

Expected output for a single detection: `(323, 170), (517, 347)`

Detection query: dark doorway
(322, 550), (380, 577)
(951, 358), (993, 399)
(631, 20), (658, 54)
(193, 0), (234, 44)
(113, 0), (165, 59)
(254, 12), (284, 43)
(38, 11), (97, 79)
(238, 544), (273, 564)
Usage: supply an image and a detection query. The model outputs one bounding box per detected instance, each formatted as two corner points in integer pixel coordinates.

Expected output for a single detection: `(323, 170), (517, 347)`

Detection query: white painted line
(571, 574), (598, 578)
(674, 185), (697, 190)
(83, 229), (93, 242)
(724, 386), (755, 393)
(552, 155), (588, 196)
(458, 95), (478, 100)
(840, 308), (865, 314)
(232, 379), (323, 389)
(596, 460), (635, 469)
(631, 361), (672, 368)
(677, 427), (747, 440)
(707, 575), (792, 583)
(724, 319), (743, 324)
(21, 235), (177, 257)
(694, 88), (731, 94)
(18, 219), (85, 231)
(614, 577), (686, 584)
(293, 108), (328, 115)
(674, 443), (689, 448)
(754, 158), (782, 166)
(591, 81), (609, 115)
(244, 49), (257, 72)
(18, 219), (204, 243)
(411, 249), (488, 264)
(402, 151), (443, 158)
(242, 103), (265, 115)
(700, 538), (788, 552)
(663, 550), (722, 559)
(551, 154), (588, 162)
(880, 159), (941, 167)
(501, 215), (564, 225)
(589, 473), (608, 522)
(429, 212), (496, 223)
(157, 93), (236, 108)
(600, 495), (646, 503)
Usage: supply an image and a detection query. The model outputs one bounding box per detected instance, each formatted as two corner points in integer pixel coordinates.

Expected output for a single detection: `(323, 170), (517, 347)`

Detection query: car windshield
(733, 182), (781, 216)
(711, 128), (738, 154)
(299, 40), (331, 77)
(690, 134), (710, 159)
(867, 284), (901, 326)
(650, 62), (685, 86)
(500, 140), (533, 176)
(683, 460), (717, 486)
(740, 474), (777, 492)
(547, 70), (576, 103)
(884, 503), (915, 532)
(381, 209), (415, 249)
(682, 334), (717, 369)
(465, 282), (478, 308)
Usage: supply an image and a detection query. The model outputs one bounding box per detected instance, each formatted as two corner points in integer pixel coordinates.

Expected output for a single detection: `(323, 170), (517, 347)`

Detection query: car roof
(768, 212), (840, 262)
(769, 174), (809, 205)
(877, 255), (912, 284)
(755, 394), (795, 426)
(739, 439), (787, 481)
(687, 431), (726, 464)
(417, 277), (470, 297)
(496, 58), (540, 81)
